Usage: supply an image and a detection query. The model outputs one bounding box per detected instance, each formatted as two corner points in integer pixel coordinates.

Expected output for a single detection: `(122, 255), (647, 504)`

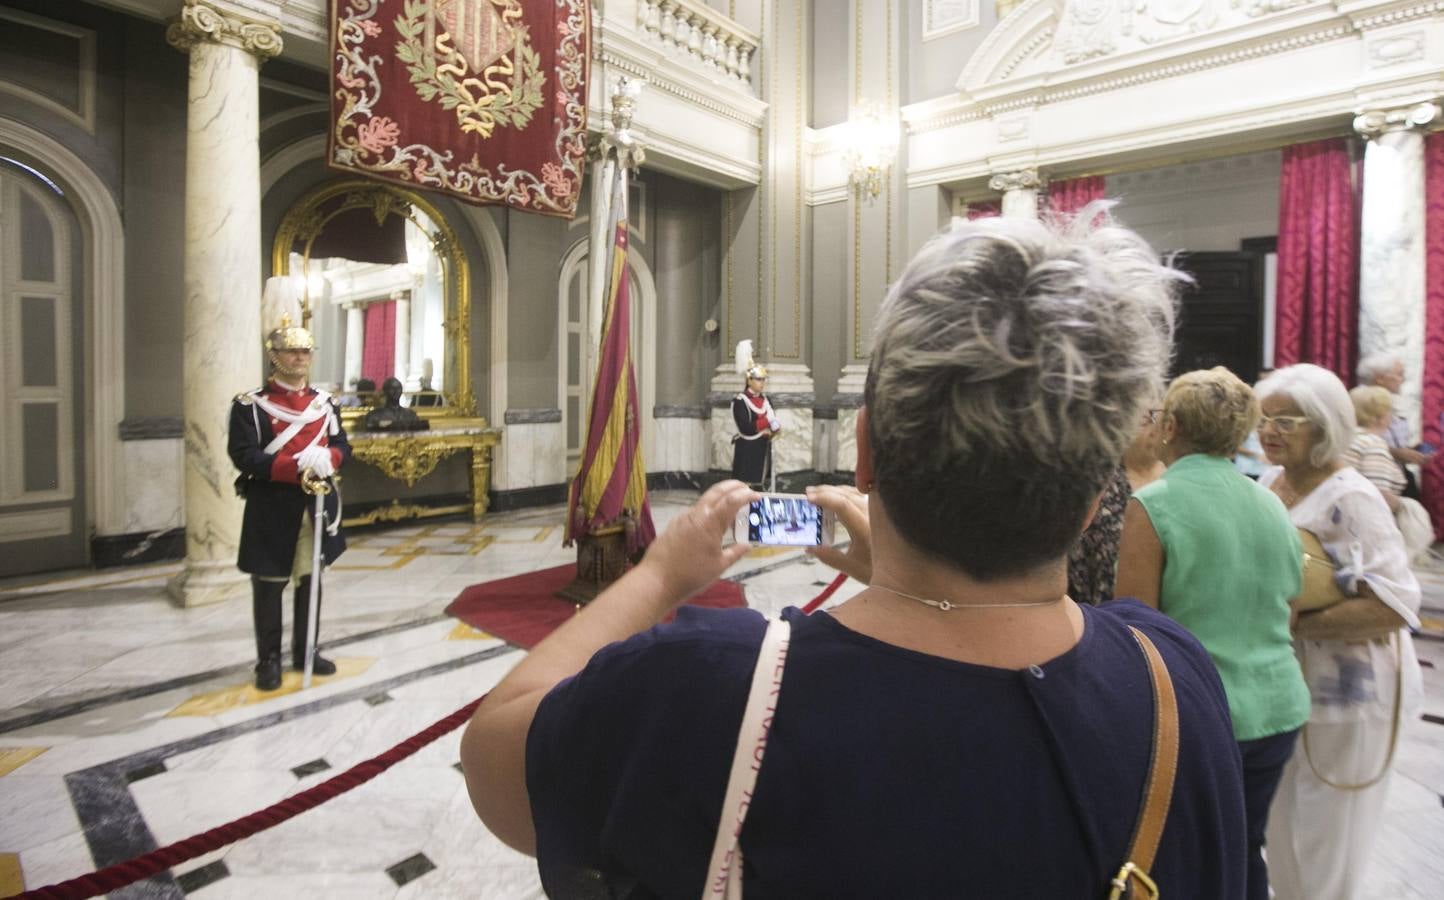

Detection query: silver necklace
(872, 583), (1064, 612)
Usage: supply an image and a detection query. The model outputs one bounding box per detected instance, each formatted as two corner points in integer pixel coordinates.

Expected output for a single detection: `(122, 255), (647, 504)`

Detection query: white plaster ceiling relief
(1366, 31), (1427, 67)
(994, 113), (1032, 142)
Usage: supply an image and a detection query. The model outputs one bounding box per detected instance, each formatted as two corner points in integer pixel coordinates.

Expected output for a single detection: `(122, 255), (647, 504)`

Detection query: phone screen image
(747, 496), (824, 546)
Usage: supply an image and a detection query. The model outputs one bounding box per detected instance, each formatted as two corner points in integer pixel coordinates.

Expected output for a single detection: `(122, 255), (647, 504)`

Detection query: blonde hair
(1162, 367), (1259, 457)
(1349, 385), (1393, 428)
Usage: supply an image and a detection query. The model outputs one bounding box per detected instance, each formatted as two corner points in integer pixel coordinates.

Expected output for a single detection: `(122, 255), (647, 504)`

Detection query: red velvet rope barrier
(14, 575), (853, 900)
(801, 573), (848, 614)
(13, 697), (485, 900)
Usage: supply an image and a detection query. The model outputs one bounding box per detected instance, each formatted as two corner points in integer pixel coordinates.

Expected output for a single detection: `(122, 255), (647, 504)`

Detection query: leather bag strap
(1109, 626), (1179, 900)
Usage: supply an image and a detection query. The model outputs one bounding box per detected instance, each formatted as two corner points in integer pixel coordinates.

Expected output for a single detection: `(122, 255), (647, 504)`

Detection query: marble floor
(0, 492), (1441, 898)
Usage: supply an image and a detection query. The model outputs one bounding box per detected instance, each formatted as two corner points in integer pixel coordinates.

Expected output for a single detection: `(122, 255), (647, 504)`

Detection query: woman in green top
(1115, 366), (1307, 900)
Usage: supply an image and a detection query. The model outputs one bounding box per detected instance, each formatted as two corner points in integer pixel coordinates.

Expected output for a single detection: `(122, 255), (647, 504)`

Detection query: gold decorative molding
(349, 427), (502, 521)
(166, 1), (282, 60)
(352, 437), (464, 487)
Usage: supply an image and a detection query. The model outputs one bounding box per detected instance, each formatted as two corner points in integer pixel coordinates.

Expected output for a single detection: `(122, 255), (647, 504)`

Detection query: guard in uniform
(731, 339), (780, 487)
(228, 312), (350, 691)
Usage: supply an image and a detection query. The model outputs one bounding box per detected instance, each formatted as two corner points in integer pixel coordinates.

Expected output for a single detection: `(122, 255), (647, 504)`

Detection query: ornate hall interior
(2, 0), (1444, 896)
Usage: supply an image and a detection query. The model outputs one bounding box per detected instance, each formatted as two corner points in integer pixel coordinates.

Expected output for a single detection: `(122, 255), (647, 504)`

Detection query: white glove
(296, 445), (335, 479)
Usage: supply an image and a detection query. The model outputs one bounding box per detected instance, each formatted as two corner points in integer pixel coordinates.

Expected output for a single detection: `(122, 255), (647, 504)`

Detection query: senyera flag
(564, 172), (656, 551)
(329, 0), (589, 217)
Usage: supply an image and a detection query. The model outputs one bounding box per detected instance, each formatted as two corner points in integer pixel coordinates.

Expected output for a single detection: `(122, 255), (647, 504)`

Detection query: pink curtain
(1273, 138), (1360, 383)
(361, 300), (396, 384)
(1422, 131), (1444, 540)
(1046, 176), (1107, 216)
(966, 201), (1001, 220)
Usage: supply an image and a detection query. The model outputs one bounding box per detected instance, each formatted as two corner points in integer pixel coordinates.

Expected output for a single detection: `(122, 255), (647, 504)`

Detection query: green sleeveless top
(1133, 454), (1309, 741)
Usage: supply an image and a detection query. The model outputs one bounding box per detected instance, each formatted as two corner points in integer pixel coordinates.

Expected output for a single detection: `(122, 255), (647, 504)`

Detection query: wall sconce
(842, 101), (898, 200)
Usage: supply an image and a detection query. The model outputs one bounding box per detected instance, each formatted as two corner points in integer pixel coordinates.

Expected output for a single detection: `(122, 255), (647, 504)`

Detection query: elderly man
(1357, 353), (1435, 499)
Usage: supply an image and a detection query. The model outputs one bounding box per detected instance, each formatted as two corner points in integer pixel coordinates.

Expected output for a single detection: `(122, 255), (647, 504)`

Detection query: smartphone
(734, 493), (836, 547)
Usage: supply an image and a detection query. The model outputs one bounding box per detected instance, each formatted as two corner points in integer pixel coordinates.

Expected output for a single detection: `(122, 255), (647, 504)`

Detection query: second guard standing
(731, 339), (780, 488)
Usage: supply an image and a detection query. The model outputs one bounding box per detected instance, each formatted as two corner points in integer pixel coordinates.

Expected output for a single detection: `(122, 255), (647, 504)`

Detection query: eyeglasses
(1258, 415), (1311, 434)
(1143, 409), (1163, 425)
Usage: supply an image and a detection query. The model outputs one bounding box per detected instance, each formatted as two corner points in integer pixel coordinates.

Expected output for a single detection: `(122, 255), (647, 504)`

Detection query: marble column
(834, 364), (868, 473)
(1354, 101), (1440, 440)
(392, 293), (412, 384)
(166, 1), (281, 607)
(343, 303), (364, 389)
(989, 170), (1043, 219)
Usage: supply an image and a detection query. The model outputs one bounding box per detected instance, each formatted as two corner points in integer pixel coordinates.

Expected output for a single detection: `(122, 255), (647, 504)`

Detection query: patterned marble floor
(0, 493), (1441, 898)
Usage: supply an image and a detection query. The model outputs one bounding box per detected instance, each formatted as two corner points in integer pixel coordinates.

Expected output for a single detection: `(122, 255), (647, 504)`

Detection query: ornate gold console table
(345, 421), (502, 526)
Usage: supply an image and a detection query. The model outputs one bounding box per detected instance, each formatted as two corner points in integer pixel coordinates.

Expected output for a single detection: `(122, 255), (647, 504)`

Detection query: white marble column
(989, 170), (1043, 219)
(343, 303), (364, 389)
(166, 1), (281, 607)
(392, 293), (412, 384)
(1354, 101), (1440, 440)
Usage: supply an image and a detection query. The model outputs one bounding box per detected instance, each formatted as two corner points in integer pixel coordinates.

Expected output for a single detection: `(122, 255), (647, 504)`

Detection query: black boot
(293, 576), (337, 676)
(252, 578), (285, 691)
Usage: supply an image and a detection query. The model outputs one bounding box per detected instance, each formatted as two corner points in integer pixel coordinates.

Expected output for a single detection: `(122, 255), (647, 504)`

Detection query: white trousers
(1264, 717), (1400, 900)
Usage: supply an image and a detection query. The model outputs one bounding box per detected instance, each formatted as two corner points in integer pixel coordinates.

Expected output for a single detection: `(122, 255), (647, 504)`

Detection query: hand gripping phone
(733, 493), (836, 547)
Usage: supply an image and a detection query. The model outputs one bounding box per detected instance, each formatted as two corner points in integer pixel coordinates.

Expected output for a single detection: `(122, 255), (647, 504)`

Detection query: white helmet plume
(734, 339), (754, 377)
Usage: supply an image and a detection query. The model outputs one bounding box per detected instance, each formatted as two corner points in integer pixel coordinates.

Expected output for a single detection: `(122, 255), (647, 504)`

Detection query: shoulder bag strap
(702, 617), (792, 900)
(1109, 626), (1180, 900)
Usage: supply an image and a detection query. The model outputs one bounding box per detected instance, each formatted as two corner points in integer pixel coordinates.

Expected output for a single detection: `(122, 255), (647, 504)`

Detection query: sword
(299, 470), (332, 689)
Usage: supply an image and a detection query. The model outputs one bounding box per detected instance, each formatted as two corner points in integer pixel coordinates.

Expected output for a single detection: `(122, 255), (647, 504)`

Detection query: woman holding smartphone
(461, 211), (1248, 897)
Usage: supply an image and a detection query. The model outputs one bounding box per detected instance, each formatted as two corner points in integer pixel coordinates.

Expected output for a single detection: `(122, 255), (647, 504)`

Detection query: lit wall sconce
(842, 100), (899, 200)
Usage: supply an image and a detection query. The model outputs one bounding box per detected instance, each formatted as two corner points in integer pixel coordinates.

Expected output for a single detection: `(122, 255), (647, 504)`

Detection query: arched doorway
(558, 237), (658, 473)
(0, 159), (83, 575)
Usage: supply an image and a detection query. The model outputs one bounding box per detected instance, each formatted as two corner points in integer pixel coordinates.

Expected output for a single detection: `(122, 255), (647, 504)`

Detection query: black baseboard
(91, 528), (186, 569)
(647, 471), (727, 491)
(696, 469), (853, 492)
(487, 483), (570, 512)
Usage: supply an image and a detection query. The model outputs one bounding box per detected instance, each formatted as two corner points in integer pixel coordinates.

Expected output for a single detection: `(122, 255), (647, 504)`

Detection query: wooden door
(1171, 252), (1264, 385)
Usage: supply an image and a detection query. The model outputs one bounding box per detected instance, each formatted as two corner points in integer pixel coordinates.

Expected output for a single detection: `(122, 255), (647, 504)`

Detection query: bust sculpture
(363, 377), (429, 432)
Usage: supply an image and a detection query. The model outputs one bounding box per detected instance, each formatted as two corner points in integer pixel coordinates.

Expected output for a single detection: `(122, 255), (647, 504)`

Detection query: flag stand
(556, 77), (655, 606)
(554, 519), (633, 605)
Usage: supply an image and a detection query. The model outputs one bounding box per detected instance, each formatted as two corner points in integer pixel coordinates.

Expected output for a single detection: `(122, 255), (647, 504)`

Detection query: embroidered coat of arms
(330, 0), (589, 217)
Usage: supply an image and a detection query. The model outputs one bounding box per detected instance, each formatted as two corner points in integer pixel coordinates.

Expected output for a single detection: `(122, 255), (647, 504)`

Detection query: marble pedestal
(833, 363), (868, 473)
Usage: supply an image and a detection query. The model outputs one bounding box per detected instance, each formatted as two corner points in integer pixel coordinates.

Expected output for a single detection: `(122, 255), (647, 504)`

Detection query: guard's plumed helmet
(263, 276), (315, 351)
(735, 339), (767, 381)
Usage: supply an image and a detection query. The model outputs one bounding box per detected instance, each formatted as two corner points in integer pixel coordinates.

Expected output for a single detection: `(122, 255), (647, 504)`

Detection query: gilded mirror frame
(271, 178), (475, 425)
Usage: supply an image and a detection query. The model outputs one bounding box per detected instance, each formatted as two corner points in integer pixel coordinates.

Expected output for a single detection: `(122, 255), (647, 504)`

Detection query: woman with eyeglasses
(1114, 366), (1308, 900)
(1253, 363), (1422, 900)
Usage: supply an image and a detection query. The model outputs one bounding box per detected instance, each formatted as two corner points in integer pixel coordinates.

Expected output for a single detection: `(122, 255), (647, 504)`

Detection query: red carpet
(445, 564), (747, 649)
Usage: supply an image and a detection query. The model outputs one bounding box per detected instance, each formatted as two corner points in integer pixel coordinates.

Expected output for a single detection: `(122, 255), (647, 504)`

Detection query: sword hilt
(300, 470), (333, 496)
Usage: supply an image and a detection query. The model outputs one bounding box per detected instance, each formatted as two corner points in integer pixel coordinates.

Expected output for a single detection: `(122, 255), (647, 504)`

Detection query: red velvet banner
(329, 0), (590, 217)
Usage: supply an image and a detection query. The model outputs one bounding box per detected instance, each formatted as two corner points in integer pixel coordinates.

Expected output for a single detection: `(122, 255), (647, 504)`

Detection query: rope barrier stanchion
(12, 696), (487, 900)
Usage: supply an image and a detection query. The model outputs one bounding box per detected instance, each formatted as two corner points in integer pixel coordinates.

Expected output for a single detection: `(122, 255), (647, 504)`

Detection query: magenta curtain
(1047, 176), (1107, 216)
(966, 201), (1001, 220)
(1422, 132), (1444, 540)
(1273, 138), (1360, 382)
(361, 301), (396, 384)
